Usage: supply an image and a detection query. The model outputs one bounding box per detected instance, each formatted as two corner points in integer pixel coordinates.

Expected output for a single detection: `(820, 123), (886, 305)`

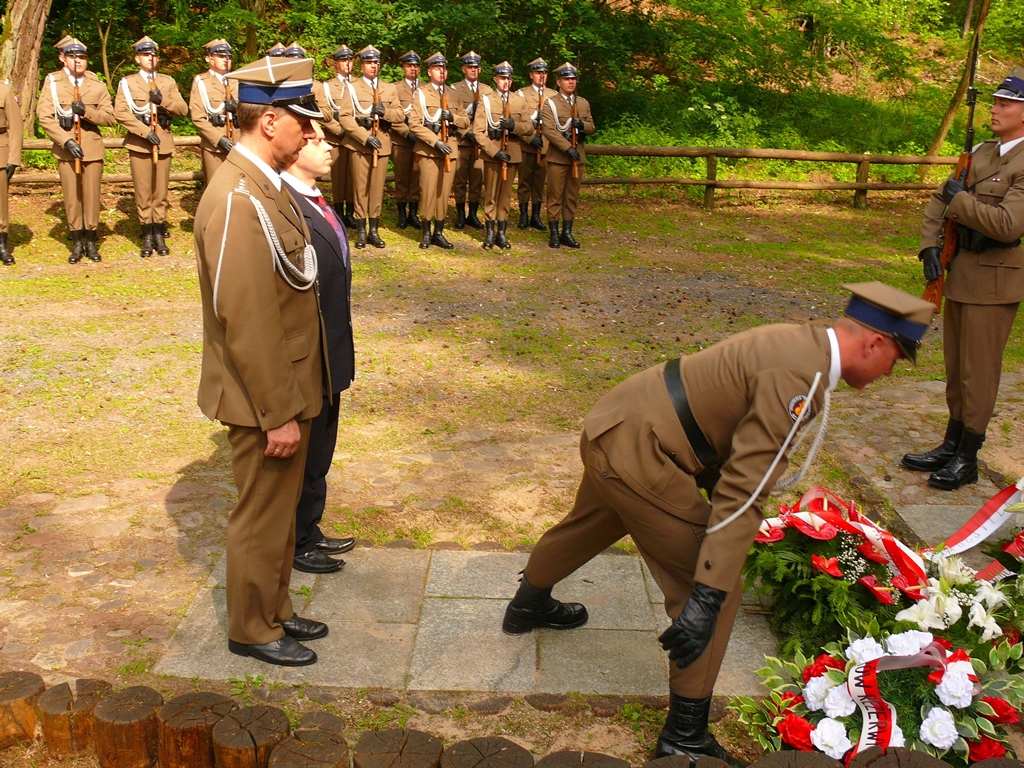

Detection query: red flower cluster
(967, 735), (1007, 761)
(778, 713), (813, 751)
(779, 691), (804, 709)
(801, 653), (845, 683)
(981, 696), (1020, 725)
(858, 575), (896, 605)
(811, 555), (843, 578)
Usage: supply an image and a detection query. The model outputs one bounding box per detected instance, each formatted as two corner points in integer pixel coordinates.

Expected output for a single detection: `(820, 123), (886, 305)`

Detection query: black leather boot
(397, 202), (408, 229)
(367, 218), (386, 248)
(0, 233), (13, 266)
(902, 419), (963, 472)
(407, 202), (421, 228)
(431, 220), (454, 249)
(518, 206), (529, 229)
(482, 220), (496, 249)
(929, 430), (984, 490)
(69, 230), (85, 264)
(655, 693), (746, 767)
(455, 202), (466, 230)
(419, 220), (433, 249)
(530, 202), (545, 230)
(560, 220), (580, 248)
(153, 224), (170, 255)
(355, 219), (368, 249)
(548, 221), (560, 248)
(467, 201), (484, 229)
(343, 202), (358, 229)
(140, 224), (154, 258)
(84, 230), (101, 262)
(502, 573), (588, 634)
(496, 221), (511, 249)
(160, 222), (170, 239)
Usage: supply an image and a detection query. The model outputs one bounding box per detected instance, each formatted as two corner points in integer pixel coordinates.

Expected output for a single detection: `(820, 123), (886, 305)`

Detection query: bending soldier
(391, 51), (422, 230)
(0, 75), (23, 265)
(317, 45), (358, 228)
(515, 58), (555, 231)
(189, 39), (237, 186)
(450, 51), (490, 230)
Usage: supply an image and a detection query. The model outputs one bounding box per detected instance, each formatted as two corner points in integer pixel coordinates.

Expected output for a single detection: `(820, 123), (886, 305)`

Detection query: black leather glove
(223, 98), (238, 114)
(148, 88), (162, 105)
(365, 135), (382, 150)
(157, 113), (172, 130)
(499, 116), (515, 131)
(138, 111), (151, 126)
(356, 116), (373, 130)
(920, 246), (943, 282)
(566, 147), (581, 161)
(146, 131), (161, 146)
(64, 139), (84, 159)
(942, 175), (967, 204)
(217, 136), (235, 153)
(71, 100), (86, 117)
(435, 140), (453, 155)
(370, 102), (385, 117)
(571, 117), (586, 131)
(466, 132), (477, 145)
(530, 135), (544, 149)
(5, 165), (16, 182)
(659, 583), (728, 669)
(495, 150), (511, 163)
(439, 109), (453, 123)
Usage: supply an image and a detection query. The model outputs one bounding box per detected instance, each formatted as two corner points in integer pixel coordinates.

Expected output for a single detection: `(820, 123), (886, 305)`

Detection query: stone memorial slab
(424, 551), (529, 599)
(535, 629), (668, 695)
(559, 557), (655, 631)
(305, 549), (429, 624)
(279, 622), (416, 688)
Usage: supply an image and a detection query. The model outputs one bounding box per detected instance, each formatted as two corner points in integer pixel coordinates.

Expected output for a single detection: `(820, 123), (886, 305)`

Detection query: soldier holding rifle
(189, 39), (238, 186)
(391, 51), (423, 230)
(114, 36), (188, 258)
(450, 51), (490, 230)
(0, 74), (23, 265)
(515, 58), (556, 231)
(316, 45), (358, 228)
(37, 37), (117, 264)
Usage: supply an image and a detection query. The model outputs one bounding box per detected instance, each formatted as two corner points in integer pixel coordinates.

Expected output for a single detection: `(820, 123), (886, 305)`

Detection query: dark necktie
(312, 194), (349, 267)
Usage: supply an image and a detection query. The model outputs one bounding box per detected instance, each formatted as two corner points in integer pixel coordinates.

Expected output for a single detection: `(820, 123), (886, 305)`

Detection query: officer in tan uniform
(503, 282), (935, 765)
(194, 54), (330, 667)
(316, 45), (358, 228)
(338, 45), (404, 249)
(515, 58), (556, 231)
(902, 68), (1024, 491)
(189, 39), (238, 186)
(473, 62), (533, 250)
(37, 37), (117, 264)
(114, 36), (188, 258)
(409, 52), (469, 250)
(542, 63), (595, 249)
(0, 77), (23, 266)
(391, 51), (422, 230)
(449, 51), (491, 230)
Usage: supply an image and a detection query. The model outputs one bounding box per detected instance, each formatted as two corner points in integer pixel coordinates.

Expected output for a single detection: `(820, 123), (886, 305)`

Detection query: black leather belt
(663, 357), (721, 469)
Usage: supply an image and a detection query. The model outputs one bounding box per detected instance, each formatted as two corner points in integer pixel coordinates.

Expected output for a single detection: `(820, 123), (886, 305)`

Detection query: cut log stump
(745, 754), (841, 768)
(643, 757), (733, 768)
(0, 670), (45, 749)
(355, 728), (444, 768)
(848, 747), (951, 768)
(157, 691), (237, 768)
(212, 705), (290, 768)
(37, 678), (112, 759)
(94, 685), (164, 768)
(441, 737), (535, 768)
(537, 752), (630, 768)
(268, 710), (349, 767)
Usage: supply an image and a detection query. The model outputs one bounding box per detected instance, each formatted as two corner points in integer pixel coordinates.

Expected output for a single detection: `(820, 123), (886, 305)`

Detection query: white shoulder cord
(417, 88), (441, 123)
(119, 77), (150, 117)
(346, 80), (373, 116)
(481, 94), (505, 129)
(322, 81), (340, 113)
(196, 76), (225, 115)
(49, 75), (74, 120)
(705, 372), (824, 535)
(773, 389), (831, 491)
(546, 96), (573, 132)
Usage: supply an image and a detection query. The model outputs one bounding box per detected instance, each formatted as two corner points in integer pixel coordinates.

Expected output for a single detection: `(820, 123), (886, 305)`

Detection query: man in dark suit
(282, 123), (357, 574)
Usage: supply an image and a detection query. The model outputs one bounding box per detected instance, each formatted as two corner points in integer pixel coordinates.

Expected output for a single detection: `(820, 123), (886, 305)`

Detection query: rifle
(371, 78), (380, 169)
(440, 86), (451, 173)
(570, 95), (579, 179)
(72, 80), (82, 175)
(924, 31), (981, 313)
(150, 77), (159, 166)
(225, 78), (234, 142)
(473, 84), (480, 161)
(536, 87), (545, 167)
(501, 94), (509, 181)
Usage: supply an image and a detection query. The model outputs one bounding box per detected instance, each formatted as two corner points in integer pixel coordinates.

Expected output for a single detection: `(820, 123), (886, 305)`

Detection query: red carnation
(1004, 627), (1021, 646)
(811, 555), (844, 578)
(801, 654), (846, 683)
(982, 697), (1020, 725)
(778, 713), (814, 751)
(779, 691), (805, 710)
(967, 735), (1007, 762)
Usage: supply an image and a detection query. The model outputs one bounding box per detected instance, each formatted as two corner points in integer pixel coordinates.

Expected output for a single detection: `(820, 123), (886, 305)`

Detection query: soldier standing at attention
(37, 37), (117, 264)
(338, 45), (404, 249)
(542, 63), (595, 250)
(317, 45), (358, 228)
(408, 52), (469, 250)
(450, 51), (490, 230)
(114, 36), (188, 258)
(0, 74), (23, 265)
(189, 39), (238, 186)
(515, 58), (555, 231)
(391, 51), (422, 230)
(901, 67), (1024, 490)
(473, 62), (533, 250)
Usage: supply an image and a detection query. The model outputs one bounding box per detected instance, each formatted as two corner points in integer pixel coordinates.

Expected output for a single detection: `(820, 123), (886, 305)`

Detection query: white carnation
(885, 630), (934, 656)
(811, 717), (853, 760)
(803, 674), (837, 712)
(824, 683), (856, 718)
(846, 637), (886, 664)
(920, 706), (958, 750)
(936, 670), (975, 709)
(890, 724), (906, 748)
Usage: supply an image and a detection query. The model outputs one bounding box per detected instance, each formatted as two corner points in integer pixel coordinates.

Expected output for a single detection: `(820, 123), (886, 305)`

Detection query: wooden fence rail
(12, 137), (957, 209)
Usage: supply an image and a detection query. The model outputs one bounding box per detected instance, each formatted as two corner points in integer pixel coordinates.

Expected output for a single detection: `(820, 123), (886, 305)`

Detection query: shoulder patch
(788, 394), (809, 422)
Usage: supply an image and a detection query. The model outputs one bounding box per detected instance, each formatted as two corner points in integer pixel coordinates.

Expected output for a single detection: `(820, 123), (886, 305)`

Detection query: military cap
(133, 36), (159, 54)
(553, 62), (578, 79)
(460, 51), (482, 67)
(527, 57), (548, 73)
(55, 35), (73, 51)
(282, 41), (306, 59)
(493, 61), (513, 77)
(204, 39), (232, 56)
(358, 45), (381, 62)
(265, 42), (286, 56)
(842, 281), (935, 364)
(332, 44), (354, 61)
(59, 37), (87, 56)
(994, 67), (1024, 102)
(399, 50), (421, 65)
(424, 52), (448, 68)
(232, 56), (324, 120)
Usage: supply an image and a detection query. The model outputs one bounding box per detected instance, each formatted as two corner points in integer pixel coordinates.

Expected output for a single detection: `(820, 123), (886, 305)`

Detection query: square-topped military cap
(282, 41), (307, 59)
(59, 37), (87, 56)
(332, 44), (354, 61)
(994, 67), (1024, 102)
(232, 56), (324, 120)
(493, 61), (513, 77)
(265, 42), (286, 56)
(553, 62), (578, 79)
(399, 50), (421, 65)
(424, 52), (448, 68)
(204, 39), (233, 56)
(133, 36), (159, 54)
(460, 51), (481, 67)
(358, 45), (381, 62)
(528, 57), (548, 73)
(842, 281), (935, 363)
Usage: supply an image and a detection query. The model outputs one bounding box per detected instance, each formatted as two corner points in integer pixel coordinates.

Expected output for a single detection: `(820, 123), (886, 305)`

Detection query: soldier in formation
(515, 58), (555, 231)
(450, 51), (490, 230)
(391, 50), (422, 230)
(0, 73), (23, 265)
(317, 45), (358, 228)
(189, 39), (237, 185)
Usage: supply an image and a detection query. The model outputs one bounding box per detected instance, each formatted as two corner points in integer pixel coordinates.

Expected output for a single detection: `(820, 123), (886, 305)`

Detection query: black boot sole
(928, 469), (978, 490)
(228, 640), (317, 666)
(501, 605), (589, 635)
(902, 455), (956, 472)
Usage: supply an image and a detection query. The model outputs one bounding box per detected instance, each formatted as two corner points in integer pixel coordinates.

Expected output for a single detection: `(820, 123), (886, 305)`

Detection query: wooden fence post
(704, 153), (717, 210)
(853, 159), (871, 209)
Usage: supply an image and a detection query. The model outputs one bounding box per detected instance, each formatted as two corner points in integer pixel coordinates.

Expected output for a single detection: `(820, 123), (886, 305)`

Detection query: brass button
(261, 409), (267, 416)
(704, 560), (712, 570)
(602, 471), (608, 477)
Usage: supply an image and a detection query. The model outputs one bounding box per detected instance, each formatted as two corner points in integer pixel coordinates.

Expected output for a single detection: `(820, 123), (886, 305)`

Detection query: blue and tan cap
(399, 50), (421, 65)
(59, 37), (87, 56)
(493, 61), (513, 77)
(282, 41), (306, 59)
(133, 36), (159, 54)
(424, 52), (447, 68)
(460, 51), (482, 67)
(232, 56), (324, 120)
(358, 45), (381, 62)
(265, 42), (286, 56)
(994, 67), (1024, 102)
(332, 45), (354, 61)
(528, 57), (548, 73)
(204, 39), (232, 56)
(554, 62), (578, 79)
(842, 281), (935, 364)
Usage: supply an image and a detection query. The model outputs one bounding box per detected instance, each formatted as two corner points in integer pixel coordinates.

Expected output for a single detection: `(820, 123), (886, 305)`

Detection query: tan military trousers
(226, 419), (311, 645)
(516, 151), (546, 206)
(201, 149), (227, 186)
(545, 161), (582, 221)
(523, 432), (744, 699)
(392, 143), (420, 202)
(453, 144), (483, 203)
(482, 160), (517, 222)
(349, 150), (388, 219)
(128, 153), (172, 224)
(419, 155), (457, 222)
(57, 159), (104, 231)
(943, 299), (1020, 435)
(330, 145), (352, 205)
(0, 168), (8, 234)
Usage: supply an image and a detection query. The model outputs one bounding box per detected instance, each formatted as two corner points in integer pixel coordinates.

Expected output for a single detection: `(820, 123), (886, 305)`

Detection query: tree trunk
(240, 0), (266, 60)
(0, 0), (54, 135)
(962, 0), (976, 38)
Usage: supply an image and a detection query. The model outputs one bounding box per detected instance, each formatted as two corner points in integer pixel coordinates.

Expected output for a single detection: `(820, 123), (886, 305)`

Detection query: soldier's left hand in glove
(146, 130), (161, 146)
(149, 88), (163, 105)
(5, 165), (15, 182)
(566, 147), (581, 162)
(571, 117), (586, 131)
(530, 135), (544, 149)
(919, 246), (943, 282)
(499, 117), (515, 131)
(365, 135), (382, 150)
(942, 174), (967, 204)
(71, 101), (87, 117)
(495, 150), (511, 163)
(223, 98), (238, 114)
(658, 583), (727, 669)
(370, 102), (386, 117)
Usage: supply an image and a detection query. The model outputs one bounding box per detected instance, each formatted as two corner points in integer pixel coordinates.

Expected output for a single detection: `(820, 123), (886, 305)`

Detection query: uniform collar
(235, 142), (282, 191)
(405, 78), (419, 89)
(139, 70), (155, 83)
(534, 84), (544, 93)
(826, 327), (841, 391)
(467, 80), (477, 92)
(999, 136), (1024, 156)
(64, 68), (82, 86)
(336, 74), (349, 84)
(208, 70), (226, 83)
(432, 82), (444, 93)
(362, 76), (378, 89)
(281, 171), (320, 198)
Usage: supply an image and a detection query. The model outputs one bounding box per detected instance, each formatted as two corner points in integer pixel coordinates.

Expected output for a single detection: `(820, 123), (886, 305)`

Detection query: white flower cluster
(810, 718), (853, 759)
(836, 533), (868, 582)
(936, 670), (976, 708)
(919, 706), (958, 750)
(845, 637), (886, 664)
(884, 630), (933, 656)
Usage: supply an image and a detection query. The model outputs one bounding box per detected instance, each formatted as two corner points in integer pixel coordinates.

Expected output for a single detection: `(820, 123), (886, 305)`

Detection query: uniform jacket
(584, 324), (831, 592)
(515, 84), (557, 155)
(390, 78), (420, 147)
(114, 71), (188, 157)
(541, 93), (596, 166)
(472, 90), (534, 164)
(337, 77), (404, 157)
(194, 149), (329, 431)
(37, 70), (117, 163)
(0, 82), (23, 168)
(408, 84), (470, 159)
(920, 138), (1024, 304)
(449, 79), (492, 146)
(189, 72), (237, 153)
(316, 76), (350, 146)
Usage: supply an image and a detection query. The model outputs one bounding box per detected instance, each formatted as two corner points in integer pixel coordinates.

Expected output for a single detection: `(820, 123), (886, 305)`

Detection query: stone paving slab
(425, 551), (528, 598)
(310, 549), (429, 624)
(535, 629), (668, 695)
(280, 621), (417, 688)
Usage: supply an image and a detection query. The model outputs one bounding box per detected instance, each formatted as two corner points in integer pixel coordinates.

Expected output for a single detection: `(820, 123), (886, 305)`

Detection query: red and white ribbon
(930, 478), (1023, 557)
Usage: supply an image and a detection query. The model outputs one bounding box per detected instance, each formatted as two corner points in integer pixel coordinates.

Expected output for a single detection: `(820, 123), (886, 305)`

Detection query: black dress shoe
(502, 574), (588, 634)
(281, 614), (329, 641)
(316, 536), (356, 555)
(293, 549), (345, 574)
(228, 635), (317, 666)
